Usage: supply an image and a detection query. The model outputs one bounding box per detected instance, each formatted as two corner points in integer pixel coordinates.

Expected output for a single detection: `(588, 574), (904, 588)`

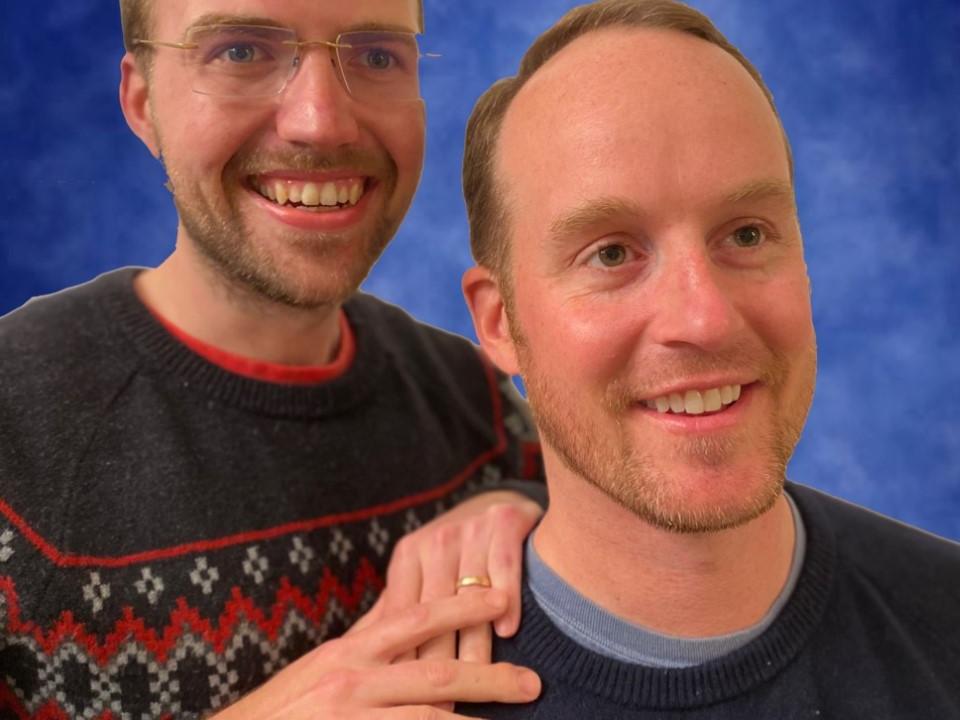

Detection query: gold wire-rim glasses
(131, 25), (439, 101)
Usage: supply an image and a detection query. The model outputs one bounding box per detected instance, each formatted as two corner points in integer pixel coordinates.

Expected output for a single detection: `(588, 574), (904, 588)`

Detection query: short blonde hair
(463, 0), (792, 279)
(118, 1), (427, 69)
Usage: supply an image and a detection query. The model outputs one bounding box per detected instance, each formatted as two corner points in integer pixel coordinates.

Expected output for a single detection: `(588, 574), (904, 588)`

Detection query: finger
(343, 589), (510, 663)
(416, 524), (463, 661)
(454, 522), (495, 663)
(456, 619), (493, 665)
(365, 707), (481, 719)
(486, 503), (540, 638)
(353, 660), (541, 706)
(381, 536), (425, 661)
(347, 592), (386, 636)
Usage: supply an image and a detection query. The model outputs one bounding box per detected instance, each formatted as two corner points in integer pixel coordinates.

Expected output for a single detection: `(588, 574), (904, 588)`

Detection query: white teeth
(301, 182), (321, 206)
(703, 388), (722, 412)
(645, 384), (743, 416)
(320, 182), (339, 206)
(719, 385), (734, 404)
(684, 390), (705, 415)
(255, 177), (365, 208)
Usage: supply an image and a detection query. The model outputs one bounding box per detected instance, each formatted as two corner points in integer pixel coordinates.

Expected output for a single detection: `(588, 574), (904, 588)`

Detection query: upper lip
(250, 170), (370, 182)
(640, 378), (755, 401)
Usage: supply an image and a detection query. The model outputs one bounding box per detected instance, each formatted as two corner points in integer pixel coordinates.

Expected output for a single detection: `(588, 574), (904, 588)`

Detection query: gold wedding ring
(456, 575), (492, 590)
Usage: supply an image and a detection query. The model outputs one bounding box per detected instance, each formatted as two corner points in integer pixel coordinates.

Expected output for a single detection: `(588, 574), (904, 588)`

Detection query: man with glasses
(0, 1), (544, 717)
(453, 0), (960, 717)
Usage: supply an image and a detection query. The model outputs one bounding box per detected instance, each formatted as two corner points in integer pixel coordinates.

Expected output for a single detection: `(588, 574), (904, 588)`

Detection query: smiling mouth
(250, 176), (367, 211)
(643, 384), (744, 416)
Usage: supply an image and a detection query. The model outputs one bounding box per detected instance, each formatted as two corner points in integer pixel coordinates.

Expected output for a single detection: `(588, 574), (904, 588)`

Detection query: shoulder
(345, 292), (503, 404)
(345, 292), (539, 462)
(791, 482), (960, 614)
(346, 292), (482, 369)
(0, 269), (142, 466)
(0, 269), (136, 366)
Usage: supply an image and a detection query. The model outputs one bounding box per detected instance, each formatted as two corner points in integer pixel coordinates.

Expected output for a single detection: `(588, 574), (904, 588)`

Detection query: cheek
(153, 84), (270, 171)
(517, 286), (644, 390)
(380, 105), (425, 179)
(752, 275), (814, 357)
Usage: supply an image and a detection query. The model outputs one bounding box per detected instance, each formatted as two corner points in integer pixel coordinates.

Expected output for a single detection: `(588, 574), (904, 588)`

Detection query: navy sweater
(460, 483), (960, 719)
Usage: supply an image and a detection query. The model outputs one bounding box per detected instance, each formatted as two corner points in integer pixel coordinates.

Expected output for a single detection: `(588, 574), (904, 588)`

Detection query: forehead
(498, 27), (790, 221)
(154, 0), (420, 35)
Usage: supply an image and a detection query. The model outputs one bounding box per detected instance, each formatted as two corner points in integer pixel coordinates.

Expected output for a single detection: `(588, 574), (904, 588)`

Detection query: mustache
(229, 147), (393, 178)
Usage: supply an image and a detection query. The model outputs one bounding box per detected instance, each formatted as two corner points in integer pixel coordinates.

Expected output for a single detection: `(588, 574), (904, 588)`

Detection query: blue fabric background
(1, 2), (957, 539)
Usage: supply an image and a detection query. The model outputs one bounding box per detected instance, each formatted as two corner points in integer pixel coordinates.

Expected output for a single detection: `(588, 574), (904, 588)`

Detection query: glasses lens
(186, 25), (296, 97)
(336, 32), (421, 102)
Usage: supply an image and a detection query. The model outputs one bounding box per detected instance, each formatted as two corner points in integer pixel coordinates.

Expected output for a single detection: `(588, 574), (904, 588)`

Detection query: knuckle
(391, 534), (417, 562)
(488, 502), (521, 527)
(312, 669), (357, 700)
(461, 516), (486, 543)
(431, 522), (461, 550)
(422, 660), (458, 688)
(307, 637), (344, 667)
(491, 545), (518, 570)
(401, 599), (432, 628)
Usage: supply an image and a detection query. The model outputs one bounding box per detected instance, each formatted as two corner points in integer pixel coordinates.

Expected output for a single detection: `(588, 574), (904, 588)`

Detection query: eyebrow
(185, 14), (288, 31)
(722, 178), (796, 209)
(184, 14), (418, 35)
(548, 197), (645, 246)
(547, 179), (796, 246)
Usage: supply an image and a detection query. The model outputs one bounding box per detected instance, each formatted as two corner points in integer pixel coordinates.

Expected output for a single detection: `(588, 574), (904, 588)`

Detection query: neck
(135, 243), (342, 366)
(535, 461), (796, 638)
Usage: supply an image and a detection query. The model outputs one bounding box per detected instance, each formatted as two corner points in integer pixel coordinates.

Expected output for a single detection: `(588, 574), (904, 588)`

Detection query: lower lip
(246, 182), (374, 231)
(633, 384), (757, 434)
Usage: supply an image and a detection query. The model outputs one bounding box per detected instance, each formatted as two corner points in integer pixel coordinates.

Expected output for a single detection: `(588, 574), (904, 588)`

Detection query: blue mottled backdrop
(1, 2), (958, 539)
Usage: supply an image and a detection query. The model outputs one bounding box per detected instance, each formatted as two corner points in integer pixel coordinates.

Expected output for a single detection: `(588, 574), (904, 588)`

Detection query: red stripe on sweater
(150, 307), (356, 384)
(0, 352), (507, 568)
(0, 560), (383, 665)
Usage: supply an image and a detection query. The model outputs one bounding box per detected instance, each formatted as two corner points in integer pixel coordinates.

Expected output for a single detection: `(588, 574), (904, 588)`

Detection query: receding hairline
(489, 25), (795, 265)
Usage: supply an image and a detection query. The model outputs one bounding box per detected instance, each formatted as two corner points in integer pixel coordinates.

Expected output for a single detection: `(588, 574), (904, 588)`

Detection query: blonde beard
(511, 311), (815, 534)
(162, 145), (398, 310)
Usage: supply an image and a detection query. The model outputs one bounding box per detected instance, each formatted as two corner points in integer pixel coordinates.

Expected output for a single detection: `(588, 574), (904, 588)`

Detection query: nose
(274, 50), (360, 147)
(646, 241), (746, 351)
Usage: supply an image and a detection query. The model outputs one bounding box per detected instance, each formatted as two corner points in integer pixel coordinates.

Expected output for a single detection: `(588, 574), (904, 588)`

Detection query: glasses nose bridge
(286, 38), (348, 92)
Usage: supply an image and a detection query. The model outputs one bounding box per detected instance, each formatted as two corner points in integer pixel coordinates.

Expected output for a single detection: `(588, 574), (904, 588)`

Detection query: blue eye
(225, 45), (257, 63)
(363, 48), (396, 70)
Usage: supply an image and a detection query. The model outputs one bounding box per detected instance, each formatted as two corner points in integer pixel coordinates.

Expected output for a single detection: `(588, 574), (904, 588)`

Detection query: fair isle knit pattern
(0, 269), (543, 719)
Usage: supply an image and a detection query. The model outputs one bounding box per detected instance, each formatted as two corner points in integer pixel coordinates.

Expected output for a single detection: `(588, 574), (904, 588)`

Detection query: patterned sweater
(0, 269), (541, 719)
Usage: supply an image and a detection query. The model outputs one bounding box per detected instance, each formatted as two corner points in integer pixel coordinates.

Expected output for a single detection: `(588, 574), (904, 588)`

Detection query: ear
(462, 265), (521, 376)
(119, 52), (161, 159)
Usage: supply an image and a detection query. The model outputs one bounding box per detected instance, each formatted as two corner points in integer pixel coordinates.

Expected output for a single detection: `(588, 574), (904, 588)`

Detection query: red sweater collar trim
(147, 307), (356, 385)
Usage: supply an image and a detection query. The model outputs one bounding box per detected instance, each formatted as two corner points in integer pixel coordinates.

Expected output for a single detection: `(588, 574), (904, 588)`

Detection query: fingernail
(518, 670), (541, 698)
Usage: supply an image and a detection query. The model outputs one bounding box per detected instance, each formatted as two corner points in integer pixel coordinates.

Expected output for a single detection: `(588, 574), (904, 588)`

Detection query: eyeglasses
(132, 25), (434, 103)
